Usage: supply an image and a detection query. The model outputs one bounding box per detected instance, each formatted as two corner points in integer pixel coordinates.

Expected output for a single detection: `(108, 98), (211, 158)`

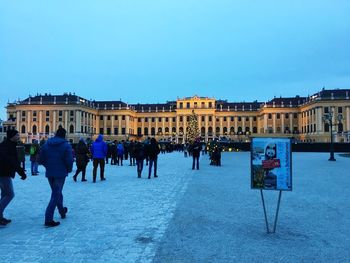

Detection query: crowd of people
(0, 128), (222, 228)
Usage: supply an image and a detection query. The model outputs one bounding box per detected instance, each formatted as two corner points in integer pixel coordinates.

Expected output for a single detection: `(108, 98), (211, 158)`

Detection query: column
(75, 110), (81, 133)
(289, 113), (293, 133)
(249, 117), (253, 133)
(219, 117), (223, 136)
(162, 117), (165, 136)
(272, 114), (276, 133)
(346, 107), (350, 131)
(212, 116), (216, 138)
(316, 107), (322, 133)
(264, 114), (268, 133)
(205, 115), (209, 142)
(183, 116), (187, 139)
(64, 111), (68, 131)
(242, 117), (246, 132)
(155, 117), (158, 137)
(118, 116), (122, 135)
(52, 110), (56, 133)
(235, 116), (238, 133)
(111, 114), (114, 136)
(227, 116), (231, 136)
(126, 116), (130, 136)
(281, 113), (285, 134)
(39, 111), (43, 133)
(16, 111), (20, 131)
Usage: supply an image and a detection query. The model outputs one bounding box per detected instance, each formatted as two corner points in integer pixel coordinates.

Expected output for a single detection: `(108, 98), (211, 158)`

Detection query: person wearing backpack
(30, 140), (40, 175)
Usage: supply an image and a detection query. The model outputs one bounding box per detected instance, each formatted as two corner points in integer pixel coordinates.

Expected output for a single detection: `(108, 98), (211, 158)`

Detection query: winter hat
(6, 129), (19, 139)
(55, 127), (67, 138)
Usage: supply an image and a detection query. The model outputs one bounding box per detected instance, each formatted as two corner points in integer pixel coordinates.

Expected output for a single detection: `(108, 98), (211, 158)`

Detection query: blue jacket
(91, 135), (108, 159)
(117, 143), (124, 156)
(39, 136), (73, 178)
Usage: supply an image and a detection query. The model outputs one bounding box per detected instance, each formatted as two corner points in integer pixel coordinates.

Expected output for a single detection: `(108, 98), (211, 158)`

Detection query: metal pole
(260, 190), (270, 233)
(329, 118), (336, 161)
(272, 191), (282, 233)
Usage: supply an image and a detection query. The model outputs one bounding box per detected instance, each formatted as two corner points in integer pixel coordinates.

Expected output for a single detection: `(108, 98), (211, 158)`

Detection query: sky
(1, 0), (350, 119)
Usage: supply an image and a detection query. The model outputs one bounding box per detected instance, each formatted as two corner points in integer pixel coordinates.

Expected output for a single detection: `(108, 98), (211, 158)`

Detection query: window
(238, 117), (241, 122)
(223, 127), (228, 134)
(151, 127), (155, 135)
(180, 102), (183, 108)
(253, 117), (256, 121)
(268, 114), (272, 119)
(145, 118), (148, 122)
(209, 102), (212, 108)
(324, 123), (329, 132)
(69, 125), (74, 134)
(21, 125), (26, 133)
(187, 116), (190, 122)
(209, 116), (212, 122)
(223, 117), (227, 122)
(324, 107), (329, 114)
(253, 127), (257, 133)
(46, 118), (49, 122)
(180, 116), (183, 122)
(100, 116), (103, 120)
(32, 125), (37, 134)
(138, 118), (141, 123)
(107, 128), (111, 135)
(159, 117), (162, 122)
(186, 102), (190, 108)
(338, 123), (343, 133)
(45, 111), (50, 117)
(144, 127), (148, 135)
(166, 117), (169, 122)
(285, 113), (289, 119)
(201, 116), (205, 122)
(338, 107), (343, 113)
(277, 113), (280, 119)
(201, 127), (205, 136)
(114, 115), (118, 120)
(194, 102), (198, 108)
(165, 127), (169, 133)
(33, 111), (37, 117)
(172, 117), (176, 122)
(70, 111), (74, 116)
(293, 113), (298, 118)
(99, 128), (104, 134)
(137, 127), (142, 135)
(114, 128), (118, 135)
(201, 102), (205, 108)
(22, 111), (26, 117)
(152, 117), (155, 122)
(231, 117), (234, 121)
(122, 115), (125, 120)
(107, 116), (111, 121)
(122, 128), (126, 135)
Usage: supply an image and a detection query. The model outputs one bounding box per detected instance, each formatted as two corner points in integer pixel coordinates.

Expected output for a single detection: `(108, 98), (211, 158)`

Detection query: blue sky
(1, 0), (350, 119)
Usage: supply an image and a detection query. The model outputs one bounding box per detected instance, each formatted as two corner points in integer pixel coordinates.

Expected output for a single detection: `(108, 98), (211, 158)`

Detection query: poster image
(251, 137), (292, 191)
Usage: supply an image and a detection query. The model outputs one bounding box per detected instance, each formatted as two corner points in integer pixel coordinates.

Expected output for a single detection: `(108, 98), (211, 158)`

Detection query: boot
(44, 221), (60, 227)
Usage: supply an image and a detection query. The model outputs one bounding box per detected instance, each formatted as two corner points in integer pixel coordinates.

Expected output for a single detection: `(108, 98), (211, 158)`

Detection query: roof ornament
(346, 91), (349, 100)
(28, 97), (31, 105)
(54, 96), (56, 105)
(141, 106), (144, 112)
(65, 97), (68, 104)
(331, 92), (334, 100)
(104, 104), (107, 110)
(40, 97), (43, 105)
(112, 104), (114, 110)
(119, 104), (121, 109)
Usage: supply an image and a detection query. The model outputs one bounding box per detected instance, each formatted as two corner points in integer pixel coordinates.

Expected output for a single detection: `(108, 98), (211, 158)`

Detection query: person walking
(147, 138), (160, 179)
(0, 129), (27, 226)
(73, 138), (90, 182)
(91, 134), (108, 183)
(116, 141), (124, 166)
(29, 139), (40, 175)
(39, 128), (73, 227)
(190, 139), (201, 170)
(135, 142), (146, 178)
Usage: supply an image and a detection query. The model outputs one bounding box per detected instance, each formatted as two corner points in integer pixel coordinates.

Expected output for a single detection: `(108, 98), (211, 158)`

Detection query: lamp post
(322, 112), (342, 161)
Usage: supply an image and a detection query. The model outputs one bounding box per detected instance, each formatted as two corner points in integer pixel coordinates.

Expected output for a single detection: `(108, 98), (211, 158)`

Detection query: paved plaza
(1, 152), (350, 262)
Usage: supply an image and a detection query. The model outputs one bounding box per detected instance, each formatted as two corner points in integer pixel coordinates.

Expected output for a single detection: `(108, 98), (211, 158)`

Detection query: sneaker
(44, 221), (60, 227)
(0, 218), (11, 225)
(101, 178), (106, 181)
(154, 175), (158, 178)
(60, 207), (68, 219)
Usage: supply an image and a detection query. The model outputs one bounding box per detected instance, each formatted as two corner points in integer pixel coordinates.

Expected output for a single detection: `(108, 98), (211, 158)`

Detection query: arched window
(158, 127), (163, 135)
(253, 127), (258, 133)
(172, 127), (176, 133)
(338, 123), (343, 133)
(201, 127), (205, 136)
(58, 124), (63, 129)
(32, 125), (37, 134)
(69, 125), (74, 134)
(144, 127), (149, 135)
(179, 127), (184, 134)
(237, 126), (242, 133)
(45, 125), (50, 134)
(324, 123), (330, 132)
(165, 127), (169, 133)
(223, 127), (228, 135)
(245, 127), (250, 132)
(151, 127), (155, 135)
(230, 127), (235, 135)
(21, 125), (26, 134)
(216, 127), (220, 133)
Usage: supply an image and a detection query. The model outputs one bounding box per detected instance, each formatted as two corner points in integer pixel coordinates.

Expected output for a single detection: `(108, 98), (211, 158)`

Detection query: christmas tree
(187, 110), (200, 143)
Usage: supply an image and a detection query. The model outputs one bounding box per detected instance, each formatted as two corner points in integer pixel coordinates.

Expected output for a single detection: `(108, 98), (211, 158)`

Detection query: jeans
(0, 177), (14, 218)
(137, 159), (144, 176)
(31, 161), (39, 174)
(45, 177), (66, 222)
(93, 158), (105, 181)
(192, 156), (199, 170)
(148, 157), (158, 177)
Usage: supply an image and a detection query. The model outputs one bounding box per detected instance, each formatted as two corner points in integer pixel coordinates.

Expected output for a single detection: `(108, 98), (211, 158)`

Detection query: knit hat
(55, 127), (67, 138)
(6, 129), (19, 139)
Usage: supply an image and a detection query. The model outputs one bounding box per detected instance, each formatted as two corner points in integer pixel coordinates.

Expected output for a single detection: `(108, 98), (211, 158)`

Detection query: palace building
(3, 88), (350, 143)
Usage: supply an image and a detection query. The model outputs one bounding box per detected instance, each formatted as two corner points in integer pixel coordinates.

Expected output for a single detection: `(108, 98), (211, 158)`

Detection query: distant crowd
(0, 128), (222, 227)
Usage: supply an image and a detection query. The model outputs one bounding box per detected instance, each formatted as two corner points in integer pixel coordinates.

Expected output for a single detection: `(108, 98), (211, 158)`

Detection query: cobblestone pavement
(0, 153), (193, 263)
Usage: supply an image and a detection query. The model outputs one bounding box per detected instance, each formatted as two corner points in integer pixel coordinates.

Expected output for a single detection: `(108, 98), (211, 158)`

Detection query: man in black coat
(0, 129), (27, 226)
(190, 140), (201, 170)
(147, 138), (160, 179)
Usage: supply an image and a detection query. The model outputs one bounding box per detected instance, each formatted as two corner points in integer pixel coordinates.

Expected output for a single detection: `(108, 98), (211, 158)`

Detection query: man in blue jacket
(90, 134), (108, 183)
(39, 128), (73, 227)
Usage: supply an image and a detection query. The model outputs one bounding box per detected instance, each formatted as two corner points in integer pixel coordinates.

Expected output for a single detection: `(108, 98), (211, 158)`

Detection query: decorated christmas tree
(187, 110), (200, 143)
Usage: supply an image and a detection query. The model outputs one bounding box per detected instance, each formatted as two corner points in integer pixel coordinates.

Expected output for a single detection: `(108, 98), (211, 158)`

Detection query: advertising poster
(251, 137), (292, 191)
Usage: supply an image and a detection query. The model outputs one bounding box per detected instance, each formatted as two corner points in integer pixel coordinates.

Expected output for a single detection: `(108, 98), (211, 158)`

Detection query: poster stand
(260, 190), (282, 234)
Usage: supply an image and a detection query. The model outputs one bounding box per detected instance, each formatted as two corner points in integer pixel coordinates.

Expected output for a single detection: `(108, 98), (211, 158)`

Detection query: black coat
(135, 144), (146, 161)
(0, 139), (25, 178)
(190, 142), (201, 158)
(147, 142), (160, 160)
(75, 141), (90, 168)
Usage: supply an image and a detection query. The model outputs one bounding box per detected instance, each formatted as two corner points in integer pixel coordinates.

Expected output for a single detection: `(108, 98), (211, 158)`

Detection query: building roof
(265, 97), (307, 107)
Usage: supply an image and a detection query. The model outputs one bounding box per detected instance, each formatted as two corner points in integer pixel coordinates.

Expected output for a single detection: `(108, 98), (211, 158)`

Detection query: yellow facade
(3, 89), (350, 143)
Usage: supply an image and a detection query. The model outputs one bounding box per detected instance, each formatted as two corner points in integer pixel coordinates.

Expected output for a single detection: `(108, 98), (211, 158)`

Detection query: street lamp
(322, 112), (342, 161)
